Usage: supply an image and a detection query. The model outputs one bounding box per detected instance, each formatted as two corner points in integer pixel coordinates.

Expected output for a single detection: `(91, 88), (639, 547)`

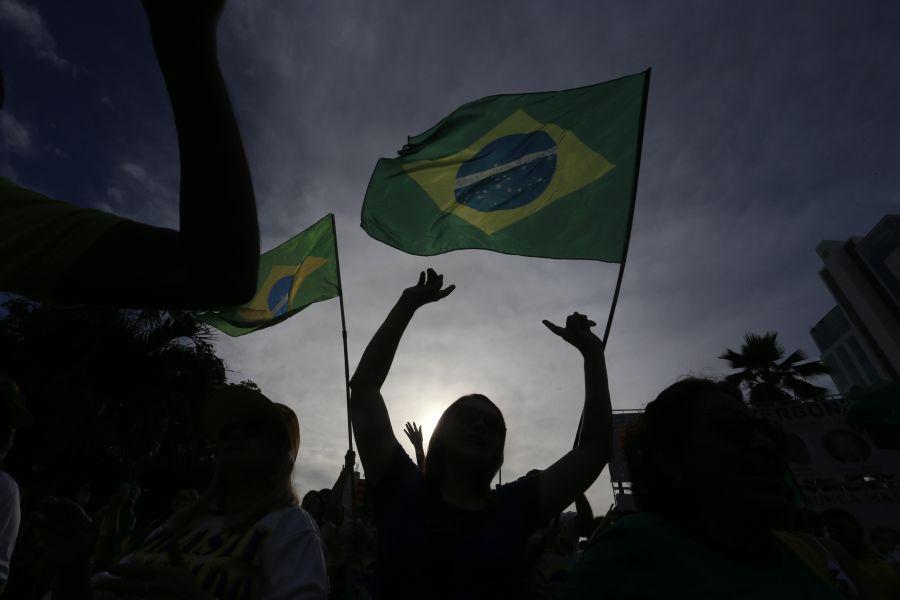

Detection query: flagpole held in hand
(331, 214), (356, 522)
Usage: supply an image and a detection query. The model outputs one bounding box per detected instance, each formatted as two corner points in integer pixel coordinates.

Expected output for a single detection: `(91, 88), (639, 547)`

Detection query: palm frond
(778, 349), (808, 369)
(748, 383), (792, 405)
(793, 360), (831, 377)
(719, 348), (750, 369)
(741, 332), (784, 365)
(783, 377), (829, 400)
(724, 371), (752, 389)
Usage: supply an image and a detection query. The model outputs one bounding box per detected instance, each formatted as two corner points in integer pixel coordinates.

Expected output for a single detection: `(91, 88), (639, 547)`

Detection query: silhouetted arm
(574, 493), (595, 539)
(57, 0), (259, 309)
(537, 313), (612, 520)
(349, 269), (454, 486)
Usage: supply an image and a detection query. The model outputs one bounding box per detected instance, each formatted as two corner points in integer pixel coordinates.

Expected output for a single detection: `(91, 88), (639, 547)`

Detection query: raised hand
(403, 422), (424, 448)
(344, 449), (356, 471)
(542, 312), (604, 355)
(400, 268), (455, 309)
(404, 421), (426, 470)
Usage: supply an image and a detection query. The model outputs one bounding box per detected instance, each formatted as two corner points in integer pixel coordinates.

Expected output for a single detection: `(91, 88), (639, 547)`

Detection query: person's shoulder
(584, 513), (673, 556)
(0, 176), (28, 193)
(492, 475), (542, 532)
(0, 176), (54, 203)
(0, 471), (18, 500)
(0, 175), (124, 236)
(562, 514), (675, 599)
(264, 505), (320, 535)
(495, 473), (540, 494)
(493, 473), (541, 506)
(374, 443), (422, 496)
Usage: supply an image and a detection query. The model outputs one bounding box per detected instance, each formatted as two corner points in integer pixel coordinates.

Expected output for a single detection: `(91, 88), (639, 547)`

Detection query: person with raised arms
(0, 0), (259, 309)
(349, 268), (613, 599)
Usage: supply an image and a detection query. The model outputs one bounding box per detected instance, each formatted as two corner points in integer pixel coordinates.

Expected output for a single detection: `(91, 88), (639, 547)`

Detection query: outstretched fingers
(403, 268), (455, 306)
(566, 311), (594, 325)
(544, 312), (604, 353)
(542, 319), (565, 336)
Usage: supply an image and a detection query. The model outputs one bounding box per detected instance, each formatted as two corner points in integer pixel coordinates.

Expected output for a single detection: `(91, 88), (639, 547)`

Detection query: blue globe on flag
(267, 276), (293, 317)
(454, 131), (557, 212)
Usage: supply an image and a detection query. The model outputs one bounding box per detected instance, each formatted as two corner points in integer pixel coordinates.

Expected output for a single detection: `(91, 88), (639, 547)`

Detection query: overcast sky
(2, 0), (898, 510)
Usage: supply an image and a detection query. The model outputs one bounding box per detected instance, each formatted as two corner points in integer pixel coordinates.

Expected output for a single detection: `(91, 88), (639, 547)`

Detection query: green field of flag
(198, 214), (340, 336)
(361, 70), (649, 261)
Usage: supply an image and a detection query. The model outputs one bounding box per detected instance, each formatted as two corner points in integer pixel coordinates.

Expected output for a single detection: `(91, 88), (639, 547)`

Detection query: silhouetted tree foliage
(0, 298), (238, 517)
(720, 332), (831, 405)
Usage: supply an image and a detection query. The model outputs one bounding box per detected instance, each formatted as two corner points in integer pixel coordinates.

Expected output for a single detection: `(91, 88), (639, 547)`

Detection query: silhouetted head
(162, 387), (300, 538)
(822, 509), (867, 558)
(792, 508), (824, 537)
(624, 378), (791, 529)
(112, 480), (141, 506)
(425, 394), (506, 488)
(74, 483), (92, 507)
(301, 490), (324, 523)
(870, 526), (899, 557)
(204, 386), (300, 484)
(169, 488), (199, 513)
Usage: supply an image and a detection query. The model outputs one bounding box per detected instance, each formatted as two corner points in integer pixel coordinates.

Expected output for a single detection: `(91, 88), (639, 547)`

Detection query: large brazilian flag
(198, 214), (341, 336)
(362, 70), (649, 262)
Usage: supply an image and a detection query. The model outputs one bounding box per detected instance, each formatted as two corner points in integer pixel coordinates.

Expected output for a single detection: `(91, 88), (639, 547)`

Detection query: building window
(835, 343), (868, 388)
(846, 335), (883, 386)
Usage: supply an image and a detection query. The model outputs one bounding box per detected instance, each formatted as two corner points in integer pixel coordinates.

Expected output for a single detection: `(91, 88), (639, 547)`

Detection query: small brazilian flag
(198, 214), (340, 336)
(361, 70), (649, 261)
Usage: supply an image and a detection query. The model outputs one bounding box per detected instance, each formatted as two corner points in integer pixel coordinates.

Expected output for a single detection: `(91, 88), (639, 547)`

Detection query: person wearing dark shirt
(563, 378), (875, 599)
(349, 268), (612, 599)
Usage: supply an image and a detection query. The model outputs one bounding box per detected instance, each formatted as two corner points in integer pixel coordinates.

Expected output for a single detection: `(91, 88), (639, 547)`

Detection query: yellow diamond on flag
(231, 257), (328, 325)
(402, 110), (615, 235)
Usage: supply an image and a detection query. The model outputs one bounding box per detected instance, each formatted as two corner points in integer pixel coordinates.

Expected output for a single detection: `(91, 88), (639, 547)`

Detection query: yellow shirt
(857, 556), (900, 600)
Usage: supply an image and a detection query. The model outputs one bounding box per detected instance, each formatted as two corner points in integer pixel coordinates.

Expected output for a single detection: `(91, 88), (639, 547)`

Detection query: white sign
(804, 487), (900, 556)
(609, 412), (641, 485)
(755, 400), (900, 481)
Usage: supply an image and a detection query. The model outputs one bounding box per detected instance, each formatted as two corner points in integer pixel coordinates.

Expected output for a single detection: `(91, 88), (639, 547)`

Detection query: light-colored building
(811, 306), (889, 393)
(811, 215), (900, 393)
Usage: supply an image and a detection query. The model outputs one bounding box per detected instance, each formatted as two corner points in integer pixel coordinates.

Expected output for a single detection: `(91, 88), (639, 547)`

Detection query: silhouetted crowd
(2, 2), (900, 598)
(2, 370), (900, 599)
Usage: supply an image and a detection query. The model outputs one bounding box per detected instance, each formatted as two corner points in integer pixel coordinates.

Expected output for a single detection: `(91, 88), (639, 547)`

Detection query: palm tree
(719, 332), (831, 405)
(0, 299), (237, 497)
